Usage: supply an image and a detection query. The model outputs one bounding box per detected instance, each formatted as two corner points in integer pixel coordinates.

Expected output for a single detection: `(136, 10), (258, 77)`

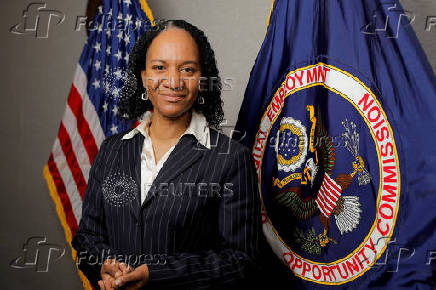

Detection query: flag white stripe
(62, 104), (92, 180)
(74, 64), (105, 147)
(318, 187), (334, 212)
(315, 198), (328, 217)
(51, 137), (83, 221)
(318, 194), (332, 216)
(325, 173), (341, 196)
(321, 183), (339, 205)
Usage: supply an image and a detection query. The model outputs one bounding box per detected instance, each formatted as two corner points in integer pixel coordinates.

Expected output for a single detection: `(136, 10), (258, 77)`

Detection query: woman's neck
(149, 110), (192, 141)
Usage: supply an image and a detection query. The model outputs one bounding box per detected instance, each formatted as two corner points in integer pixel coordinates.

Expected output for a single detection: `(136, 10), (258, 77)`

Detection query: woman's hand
(114, 264), (149, 289)
(98, 259), (132, 290)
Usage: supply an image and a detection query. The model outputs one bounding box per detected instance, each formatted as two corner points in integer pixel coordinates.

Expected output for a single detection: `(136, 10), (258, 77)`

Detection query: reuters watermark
(140, 76), (234, 92)
(144, 182), (234, 198)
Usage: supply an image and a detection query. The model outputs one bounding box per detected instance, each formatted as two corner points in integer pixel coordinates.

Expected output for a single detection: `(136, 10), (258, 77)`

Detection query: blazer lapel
(118, 133), (144, 221)
(142, 135), (206, 207)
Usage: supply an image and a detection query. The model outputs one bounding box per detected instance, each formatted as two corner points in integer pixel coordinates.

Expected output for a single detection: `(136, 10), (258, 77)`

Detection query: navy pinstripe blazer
(72, 128), (264, 289)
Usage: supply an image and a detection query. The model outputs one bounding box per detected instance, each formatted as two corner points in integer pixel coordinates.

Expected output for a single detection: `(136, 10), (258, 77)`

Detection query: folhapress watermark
(10, 236), (65, 272)
(361, 2), (415, 39)
(10, 3), (65, 38)
(10, 2), (436, 40)
(10, 2), (156, 39)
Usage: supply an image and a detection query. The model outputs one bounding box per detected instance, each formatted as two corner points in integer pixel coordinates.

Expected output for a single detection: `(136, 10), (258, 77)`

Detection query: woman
(72, 20), (263, 289)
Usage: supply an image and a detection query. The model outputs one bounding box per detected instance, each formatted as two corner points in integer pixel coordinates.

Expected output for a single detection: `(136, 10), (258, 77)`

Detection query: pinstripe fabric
(72, 128), (263, 289)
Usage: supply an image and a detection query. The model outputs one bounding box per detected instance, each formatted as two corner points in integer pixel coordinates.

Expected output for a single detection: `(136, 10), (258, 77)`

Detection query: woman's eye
(182, 67), (195, 73)
(152, 65), (165, 70)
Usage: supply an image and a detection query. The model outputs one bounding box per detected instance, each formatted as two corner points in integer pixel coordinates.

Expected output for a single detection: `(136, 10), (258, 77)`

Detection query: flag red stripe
(68, 84), (99, 164)
(321, 182), (338, 204)
(319, 186), (334, 212)
(325, 173), (341, 195)
(58, 122), (88, 199)
(315, 198), (328, 217)
(321, 184), (337, 209)
(317, 194), (331, 216)
(317, 189), (333, 213)
(323, 178), (340, 200)
(47, 153), (79, 233)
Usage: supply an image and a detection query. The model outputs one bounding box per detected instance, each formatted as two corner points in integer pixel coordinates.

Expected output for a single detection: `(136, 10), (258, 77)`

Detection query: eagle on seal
(274, 107), (369, 247)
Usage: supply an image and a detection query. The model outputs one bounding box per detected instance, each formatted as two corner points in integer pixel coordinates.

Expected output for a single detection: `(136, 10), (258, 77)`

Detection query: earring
(197, 96), (204, 104)
(141, 92), (148, 100)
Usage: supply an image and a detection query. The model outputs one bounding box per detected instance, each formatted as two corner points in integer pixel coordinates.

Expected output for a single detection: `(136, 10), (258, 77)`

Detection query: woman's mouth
(159, 93), (186, 102)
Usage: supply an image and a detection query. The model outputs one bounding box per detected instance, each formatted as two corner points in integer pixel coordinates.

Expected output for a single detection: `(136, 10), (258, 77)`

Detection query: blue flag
(235, 0), (436, 288)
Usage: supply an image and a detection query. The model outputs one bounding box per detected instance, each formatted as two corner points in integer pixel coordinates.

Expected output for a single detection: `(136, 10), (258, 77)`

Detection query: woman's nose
(163, 68), (185, 91)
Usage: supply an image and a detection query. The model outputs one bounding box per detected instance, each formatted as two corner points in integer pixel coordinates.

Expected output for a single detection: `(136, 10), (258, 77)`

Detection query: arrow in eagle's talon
(328, 237), (338, 244)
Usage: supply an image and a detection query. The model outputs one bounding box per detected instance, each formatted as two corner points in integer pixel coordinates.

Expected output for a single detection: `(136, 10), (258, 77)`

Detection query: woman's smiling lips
(159, 92), (186, 102)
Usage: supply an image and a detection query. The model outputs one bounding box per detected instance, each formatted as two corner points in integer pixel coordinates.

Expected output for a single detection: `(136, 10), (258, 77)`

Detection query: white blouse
(122, 110), (210, 204)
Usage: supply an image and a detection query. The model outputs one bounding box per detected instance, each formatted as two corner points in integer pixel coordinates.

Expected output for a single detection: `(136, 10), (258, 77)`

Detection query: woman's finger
(120, 262), (134, 275)
(103, 278), (114, 290)
(115, 268), (144, 288)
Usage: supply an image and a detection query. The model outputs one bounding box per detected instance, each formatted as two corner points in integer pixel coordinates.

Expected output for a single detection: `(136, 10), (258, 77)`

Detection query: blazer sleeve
(145, 146), (263, 289)
(71, 138), (115, 287)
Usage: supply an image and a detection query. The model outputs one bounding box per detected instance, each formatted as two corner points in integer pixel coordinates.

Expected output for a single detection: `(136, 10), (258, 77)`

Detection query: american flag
(43, 1), (153, 288)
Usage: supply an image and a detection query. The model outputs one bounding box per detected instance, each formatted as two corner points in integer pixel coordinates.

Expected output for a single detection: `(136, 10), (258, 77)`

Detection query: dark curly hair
(119, 19), (224, 128)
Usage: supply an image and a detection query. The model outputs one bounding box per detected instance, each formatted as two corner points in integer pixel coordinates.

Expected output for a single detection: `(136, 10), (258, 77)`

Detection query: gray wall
(0, 0), (434, 289)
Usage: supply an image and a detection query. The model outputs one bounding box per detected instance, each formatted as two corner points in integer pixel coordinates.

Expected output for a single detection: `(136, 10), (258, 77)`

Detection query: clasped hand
(98, 259), (149, 290)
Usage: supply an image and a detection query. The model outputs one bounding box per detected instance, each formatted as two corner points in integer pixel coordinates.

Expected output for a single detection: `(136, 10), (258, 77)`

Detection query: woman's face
(141, 27), (202, 120)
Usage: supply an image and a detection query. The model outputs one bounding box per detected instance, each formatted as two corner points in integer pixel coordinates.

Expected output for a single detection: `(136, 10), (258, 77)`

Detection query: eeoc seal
(253, 63), (400, 285)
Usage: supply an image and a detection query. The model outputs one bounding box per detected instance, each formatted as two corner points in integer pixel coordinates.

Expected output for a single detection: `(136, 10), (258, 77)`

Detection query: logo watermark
(361, 2), (415, 39)
(10, 236), (65, 272)
(10, 3), (65, 38)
